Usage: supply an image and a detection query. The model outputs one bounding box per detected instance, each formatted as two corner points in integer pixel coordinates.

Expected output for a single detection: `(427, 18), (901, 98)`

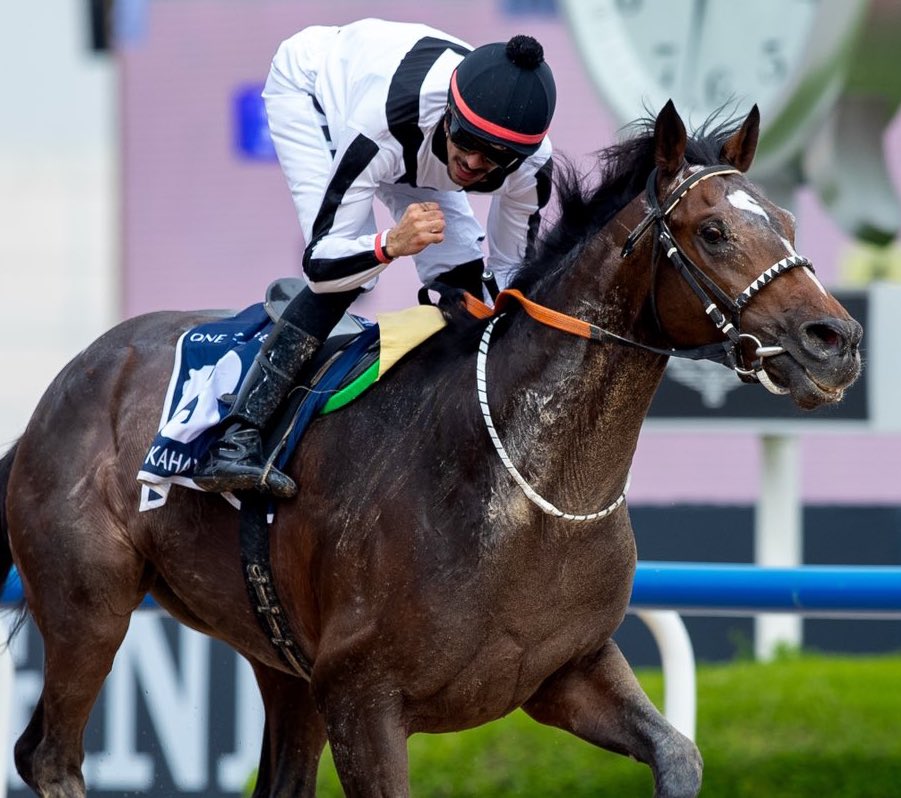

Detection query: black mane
(511, 113), (747, 292)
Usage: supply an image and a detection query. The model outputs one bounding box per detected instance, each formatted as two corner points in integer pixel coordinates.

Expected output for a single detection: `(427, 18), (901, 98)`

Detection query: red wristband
(374, 230), (394, 264)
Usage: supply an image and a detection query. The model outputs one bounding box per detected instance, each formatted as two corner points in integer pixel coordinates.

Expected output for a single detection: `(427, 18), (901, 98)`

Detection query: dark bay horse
(1, 102), (860, 797)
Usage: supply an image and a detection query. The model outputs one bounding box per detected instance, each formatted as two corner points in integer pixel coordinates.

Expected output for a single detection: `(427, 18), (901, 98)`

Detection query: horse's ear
(720, 104), (760, 173)
(654, 99), (687, 184)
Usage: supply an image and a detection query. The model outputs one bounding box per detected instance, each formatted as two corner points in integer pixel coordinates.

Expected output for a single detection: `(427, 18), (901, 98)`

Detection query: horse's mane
(510, 112), (746, 292)
(434, 111), (747, 355)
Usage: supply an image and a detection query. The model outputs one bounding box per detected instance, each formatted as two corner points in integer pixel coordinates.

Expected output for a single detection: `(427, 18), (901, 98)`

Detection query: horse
(0, 100), (861, 797)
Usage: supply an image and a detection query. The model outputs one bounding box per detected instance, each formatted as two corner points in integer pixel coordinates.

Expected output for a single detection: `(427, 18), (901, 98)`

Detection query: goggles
(446, 109), (522, 171)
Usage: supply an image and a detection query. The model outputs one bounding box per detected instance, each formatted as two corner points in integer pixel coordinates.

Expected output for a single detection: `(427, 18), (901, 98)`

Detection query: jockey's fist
(386, 202), (445, 258)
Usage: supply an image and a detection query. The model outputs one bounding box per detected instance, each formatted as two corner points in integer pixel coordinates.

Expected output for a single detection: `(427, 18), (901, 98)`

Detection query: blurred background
(1, 1), (899, 795)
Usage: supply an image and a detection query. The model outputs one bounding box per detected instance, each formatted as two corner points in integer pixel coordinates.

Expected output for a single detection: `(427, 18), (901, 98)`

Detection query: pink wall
(120, 1), (614, 315)
(120, 1), (901, 505)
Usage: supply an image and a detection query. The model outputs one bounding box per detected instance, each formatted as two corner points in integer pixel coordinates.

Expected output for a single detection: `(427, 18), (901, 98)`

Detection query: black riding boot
(193, 317), (321, 498)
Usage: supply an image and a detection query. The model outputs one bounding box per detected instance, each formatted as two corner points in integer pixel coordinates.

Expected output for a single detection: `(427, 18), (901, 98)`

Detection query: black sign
(648, 293), (869, 423)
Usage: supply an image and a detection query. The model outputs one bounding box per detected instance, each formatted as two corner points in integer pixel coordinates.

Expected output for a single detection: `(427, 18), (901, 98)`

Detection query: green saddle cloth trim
(321, 358), (381, 415)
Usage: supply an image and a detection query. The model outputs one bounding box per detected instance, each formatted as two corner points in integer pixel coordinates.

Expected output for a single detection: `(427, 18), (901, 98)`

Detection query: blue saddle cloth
(136, 303), (376, 510)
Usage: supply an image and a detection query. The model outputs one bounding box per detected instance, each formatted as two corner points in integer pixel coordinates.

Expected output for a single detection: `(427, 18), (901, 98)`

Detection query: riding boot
(192, 317), (321, 498)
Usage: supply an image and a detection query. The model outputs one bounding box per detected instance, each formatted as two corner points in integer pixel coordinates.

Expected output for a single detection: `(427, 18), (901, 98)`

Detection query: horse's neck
(486, 234), (664, 511)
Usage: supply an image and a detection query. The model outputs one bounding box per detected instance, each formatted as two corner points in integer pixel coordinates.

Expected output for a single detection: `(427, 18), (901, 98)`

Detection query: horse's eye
(700, 224), (725, 245)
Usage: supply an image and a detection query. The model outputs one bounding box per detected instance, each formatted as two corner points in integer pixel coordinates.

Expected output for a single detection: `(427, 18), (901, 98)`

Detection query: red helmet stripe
(450, 70), (547, 146)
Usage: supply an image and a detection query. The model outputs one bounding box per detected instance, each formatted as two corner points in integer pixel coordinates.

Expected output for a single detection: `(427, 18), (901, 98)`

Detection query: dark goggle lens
(448, 113), (521, 170)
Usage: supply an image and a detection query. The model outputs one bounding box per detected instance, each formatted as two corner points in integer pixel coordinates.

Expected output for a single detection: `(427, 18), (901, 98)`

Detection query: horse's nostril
(800, 319), (861, 357)
(808, 324), (841, 351)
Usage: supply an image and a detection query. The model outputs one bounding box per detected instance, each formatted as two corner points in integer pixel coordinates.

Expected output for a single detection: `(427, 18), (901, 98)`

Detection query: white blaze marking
(802, 266), (827, 295)
(780, 236), (799, 257)
(728, 189), (770, 220)
(781, 236), (826, 295)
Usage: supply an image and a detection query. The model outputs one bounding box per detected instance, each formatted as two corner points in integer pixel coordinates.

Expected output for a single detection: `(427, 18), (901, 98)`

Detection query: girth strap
(238, 494), (312, 678)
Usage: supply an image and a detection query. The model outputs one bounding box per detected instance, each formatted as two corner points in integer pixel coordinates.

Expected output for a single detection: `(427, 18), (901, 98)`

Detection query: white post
(634, 610), (696, 741)
(754, 434), (803, 660)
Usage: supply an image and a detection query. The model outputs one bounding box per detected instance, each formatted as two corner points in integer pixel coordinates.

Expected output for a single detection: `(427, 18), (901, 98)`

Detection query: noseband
(622, 164), (813, 390)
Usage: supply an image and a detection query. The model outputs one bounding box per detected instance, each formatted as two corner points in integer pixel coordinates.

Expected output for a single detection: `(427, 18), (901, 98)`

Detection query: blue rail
(2, 569), (21, 604)
(631, 562), (901, 617)
(4, 564), (901, 616)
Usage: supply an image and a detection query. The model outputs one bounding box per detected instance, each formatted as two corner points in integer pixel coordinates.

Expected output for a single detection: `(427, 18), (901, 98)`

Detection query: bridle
(469, 162), (814, 521)
(621, 163), (813, 391)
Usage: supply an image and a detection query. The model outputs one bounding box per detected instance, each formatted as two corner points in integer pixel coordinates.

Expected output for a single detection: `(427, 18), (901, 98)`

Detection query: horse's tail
(0, 442), (17, 586)
(0, 442), (28, 641)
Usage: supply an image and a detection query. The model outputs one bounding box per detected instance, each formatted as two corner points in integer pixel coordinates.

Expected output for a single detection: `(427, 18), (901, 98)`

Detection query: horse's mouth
(761, 352), (858, 410)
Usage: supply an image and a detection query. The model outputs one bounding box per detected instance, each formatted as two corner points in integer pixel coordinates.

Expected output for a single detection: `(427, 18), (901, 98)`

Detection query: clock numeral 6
(652, 42), (677, 89)
(615, 0), (643, 14)
(704, 67), (733, 106)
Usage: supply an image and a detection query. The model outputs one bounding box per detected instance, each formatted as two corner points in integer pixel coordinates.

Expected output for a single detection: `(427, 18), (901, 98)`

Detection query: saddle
(255, 279), (381, 472)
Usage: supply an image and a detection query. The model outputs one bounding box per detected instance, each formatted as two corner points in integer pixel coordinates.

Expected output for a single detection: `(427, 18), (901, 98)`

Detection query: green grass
(251, 653), (901, 797)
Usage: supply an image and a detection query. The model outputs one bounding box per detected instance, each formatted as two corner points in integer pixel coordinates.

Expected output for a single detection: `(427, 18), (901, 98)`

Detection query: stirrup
(193, 427), (297, 499)
(194, 464), (297, 499)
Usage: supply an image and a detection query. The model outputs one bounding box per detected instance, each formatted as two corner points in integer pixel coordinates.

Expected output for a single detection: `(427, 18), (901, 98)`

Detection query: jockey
(193, 18), (556, 498)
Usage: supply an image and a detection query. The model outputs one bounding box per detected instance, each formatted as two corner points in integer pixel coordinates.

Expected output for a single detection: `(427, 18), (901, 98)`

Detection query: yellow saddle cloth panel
(376, 305), (447, 378)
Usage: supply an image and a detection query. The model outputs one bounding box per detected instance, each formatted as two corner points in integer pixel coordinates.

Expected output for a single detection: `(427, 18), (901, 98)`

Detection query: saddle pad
(137, 303), (278, 510)
(376, 305), (446, 377)
(319, 304), (445, 413)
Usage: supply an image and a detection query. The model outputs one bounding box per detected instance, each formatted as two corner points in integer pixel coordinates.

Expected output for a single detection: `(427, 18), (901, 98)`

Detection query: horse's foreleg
(250, 663), (327, 797)
(523, 639), (702, 798)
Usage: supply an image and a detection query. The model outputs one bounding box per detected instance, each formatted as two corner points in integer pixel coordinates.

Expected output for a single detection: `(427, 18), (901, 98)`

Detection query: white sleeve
(264, 40), (403, 293)
(486, 153), (554, 290)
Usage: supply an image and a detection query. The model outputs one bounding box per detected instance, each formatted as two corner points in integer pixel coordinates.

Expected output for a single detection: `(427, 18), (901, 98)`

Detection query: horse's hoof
(655, 737), (703, 798)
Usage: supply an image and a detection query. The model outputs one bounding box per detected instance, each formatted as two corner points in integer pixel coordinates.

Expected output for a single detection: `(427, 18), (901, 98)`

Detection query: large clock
(560, 0), (870, 179)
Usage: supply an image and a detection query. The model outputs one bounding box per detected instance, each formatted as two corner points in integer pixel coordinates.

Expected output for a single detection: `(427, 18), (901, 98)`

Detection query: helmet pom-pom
(506, 35), (544, 69)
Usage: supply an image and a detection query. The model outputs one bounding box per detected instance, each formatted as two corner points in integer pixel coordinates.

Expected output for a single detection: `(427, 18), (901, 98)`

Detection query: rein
(476, 314), (631, 522)
(465, 164), (813, 381)
(464, 289), (735, 364)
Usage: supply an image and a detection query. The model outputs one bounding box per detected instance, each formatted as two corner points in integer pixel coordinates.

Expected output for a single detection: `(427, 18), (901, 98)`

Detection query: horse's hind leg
(15, 602), (135, 797)
(523, 639), (703, 798)
(11, 512), (145, 796)
(250, 663), (327, 797)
